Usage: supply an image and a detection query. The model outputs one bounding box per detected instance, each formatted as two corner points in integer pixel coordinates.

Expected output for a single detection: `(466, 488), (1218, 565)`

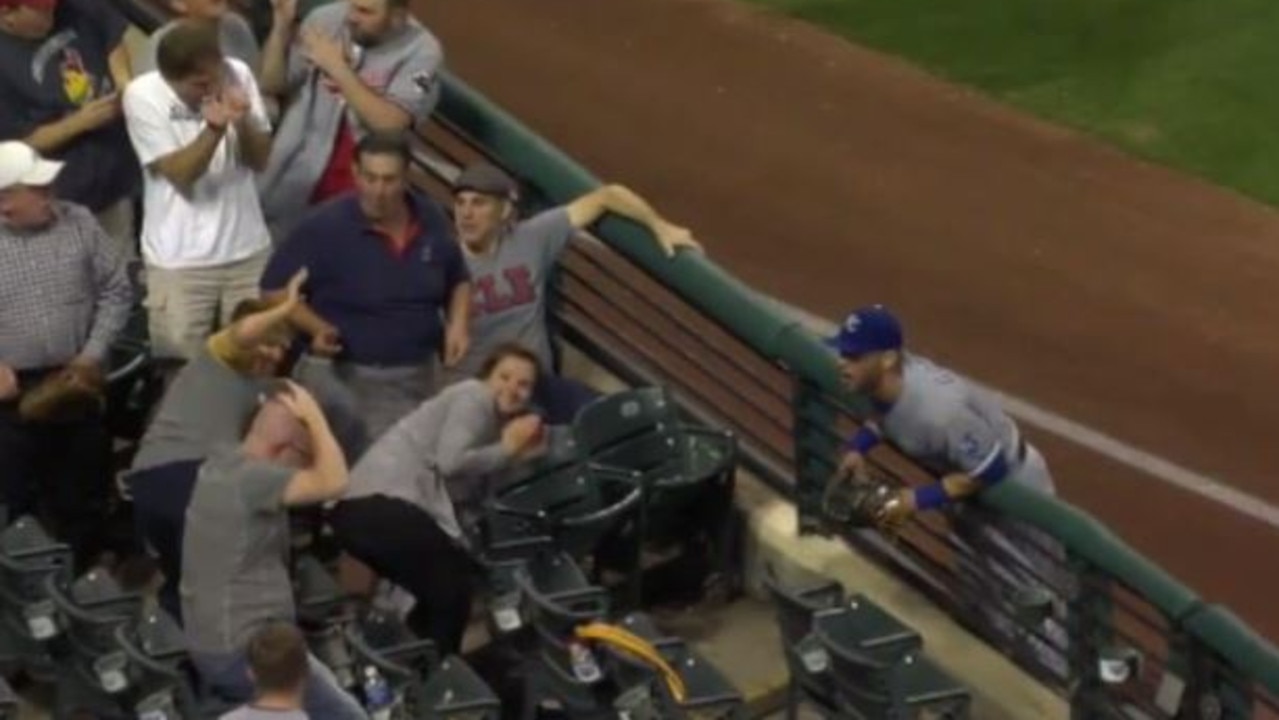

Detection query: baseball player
(825, 304), (1068, 677)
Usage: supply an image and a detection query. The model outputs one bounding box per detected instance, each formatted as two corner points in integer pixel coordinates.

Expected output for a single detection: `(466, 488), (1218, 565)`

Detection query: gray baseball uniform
(257, 1), (443, 236)
(876, 353), (1068, 678)
(877, 353), (1054, 494)
(450, 208), (574, 381)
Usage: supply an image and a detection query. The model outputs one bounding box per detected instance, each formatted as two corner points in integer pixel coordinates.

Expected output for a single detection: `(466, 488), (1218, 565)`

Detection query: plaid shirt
(0, 202), (134, 370)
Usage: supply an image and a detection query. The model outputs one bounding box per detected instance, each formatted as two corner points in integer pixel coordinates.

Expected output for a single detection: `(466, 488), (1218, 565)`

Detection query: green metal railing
(432, 67), (1279, 720)
(110, 0), (1279, 715)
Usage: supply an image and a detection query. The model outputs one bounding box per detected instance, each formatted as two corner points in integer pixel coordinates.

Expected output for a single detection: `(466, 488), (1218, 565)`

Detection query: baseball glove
(821, 470), (904, 533)
(18, 366), (106, 424)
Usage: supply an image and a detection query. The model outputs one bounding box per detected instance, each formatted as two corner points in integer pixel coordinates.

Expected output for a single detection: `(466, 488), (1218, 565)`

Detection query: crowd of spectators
(0, 0), (699, 715)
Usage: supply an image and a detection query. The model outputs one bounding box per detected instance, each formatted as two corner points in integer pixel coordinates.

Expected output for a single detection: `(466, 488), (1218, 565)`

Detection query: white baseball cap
(0, 141), (64, 191)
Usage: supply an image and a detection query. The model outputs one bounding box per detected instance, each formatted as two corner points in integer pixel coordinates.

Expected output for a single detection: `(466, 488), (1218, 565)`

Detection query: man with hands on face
(0, 140), (133, 569)
(123, 20), (275, 366)
(257, 0), (443, 239)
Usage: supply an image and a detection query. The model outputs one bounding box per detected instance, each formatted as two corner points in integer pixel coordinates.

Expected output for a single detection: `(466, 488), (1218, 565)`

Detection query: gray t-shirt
(137, 14), (261, 76)
(220, 707), (307, 720)
(879, 354), (1051, 492)
(344, 379), (513, 543)
(453, 208), (574, 380)
(132, 346), (268, 471)
(258, 1), (444, 234)
(181, 446), (296, 655)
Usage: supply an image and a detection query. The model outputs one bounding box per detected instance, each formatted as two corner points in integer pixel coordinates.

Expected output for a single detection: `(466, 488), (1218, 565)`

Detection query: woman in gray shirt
(329, 342), (546, 654)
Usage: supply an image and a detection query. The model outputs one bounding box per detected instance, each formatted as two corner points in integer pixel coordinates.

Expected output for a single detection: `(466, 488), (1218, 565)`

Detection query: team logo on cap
(844, 314), (862, 334)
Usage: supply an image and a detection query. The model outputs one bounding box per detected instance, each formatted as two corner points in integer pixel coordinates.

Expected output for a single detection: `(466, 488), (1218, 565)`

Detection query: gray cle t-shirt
(453, 208), (574, 380)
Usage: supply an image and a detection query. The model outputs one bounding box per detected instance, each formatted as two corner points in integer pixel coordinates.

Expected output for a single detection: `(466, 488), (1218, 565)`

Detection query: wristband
(845, 426), (880, 455)
(913, 483), (950, 511)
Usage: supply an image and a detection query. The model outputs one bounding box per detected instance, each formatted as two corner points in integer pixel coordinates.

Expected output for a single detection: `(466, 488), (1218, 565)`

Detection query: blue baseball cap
(825, 305), (904, 357)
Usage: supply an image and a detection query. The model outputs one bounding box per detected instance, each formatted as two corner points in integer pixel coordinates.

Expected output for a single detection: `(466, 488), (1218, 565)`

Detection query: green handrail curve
(435, 72), (1279, 695)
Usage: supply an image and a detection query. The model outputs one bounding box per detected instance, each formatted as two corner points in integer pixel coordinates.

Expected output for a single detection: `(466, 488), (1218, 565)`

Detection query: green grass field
(745, 0), (1279, 205)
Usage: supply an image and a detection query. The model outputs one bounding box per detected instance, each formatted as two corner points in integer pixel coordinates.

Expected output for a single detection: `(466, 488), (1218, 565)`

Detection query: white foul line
(768, 297), (1279, 531)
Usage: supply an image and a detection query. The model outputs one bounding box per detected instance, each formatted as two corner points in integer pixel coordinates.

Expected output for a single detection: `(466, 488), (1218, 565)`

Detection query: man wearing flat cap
(0, 141), (134, 568)
(447, 161), (701, 423)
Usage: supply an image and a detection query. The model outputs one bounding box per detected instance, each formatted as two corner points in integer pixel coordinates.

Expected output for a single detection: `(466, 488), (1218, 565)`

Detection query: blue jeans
(193, 649), (368, 720)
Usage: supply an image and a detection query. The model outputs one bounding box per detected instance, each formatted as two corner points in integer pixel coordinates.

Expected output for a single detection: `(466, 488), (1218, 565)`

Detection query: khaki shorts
(144, 250), (271, 362)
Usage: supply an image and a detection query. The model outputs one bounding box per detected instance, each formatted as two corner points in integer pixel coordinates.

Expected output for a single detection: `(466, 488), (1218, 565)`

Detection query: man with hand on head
(127, 268), (308, 622)
(182, 380), (365, 718)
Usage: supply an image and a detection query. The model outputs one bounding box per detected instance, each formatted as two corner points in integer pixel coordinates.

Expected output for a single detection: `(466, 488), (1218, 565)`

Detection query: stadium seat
(44, 568), (144, 714)
(419, 655), (503, 719)
(485, 461), (643, 563)
(344, 606), (437, 709)
(513, 568), (615, 718)
(600, 612), (744, 719)
(112, 608), (202, 720)
(0, 516), (73, 681)
(761, 568), (845, 717)
(292, 553), (356, 689)
(570, 386), (739, 606)
(813, 607), (970, 719)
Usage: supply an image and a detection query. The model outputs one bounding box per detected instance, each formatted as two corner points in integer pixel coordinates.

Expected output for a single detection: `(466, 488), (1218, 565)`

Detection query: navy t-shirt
(260, 190), (470, 366)
(0, 0), (139, 211)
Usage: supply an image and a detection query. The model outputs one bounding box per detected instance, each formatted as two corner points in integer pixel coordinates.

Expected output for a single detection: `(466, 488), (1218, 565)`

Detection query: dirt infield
(415, 0), (1279, 640)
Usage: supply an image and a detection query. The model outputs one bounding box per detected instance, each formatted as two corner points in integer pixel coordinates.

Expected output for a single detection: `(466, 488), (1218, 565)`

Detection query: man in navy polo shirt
(260, 130), (470, 450)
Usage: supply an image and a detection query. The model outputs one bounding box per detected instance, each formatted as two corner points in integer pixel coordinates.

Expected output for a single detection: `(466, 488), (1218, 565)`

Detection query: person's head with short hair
(346, 0), (409, 46)
(826, 305), (905, 396)
(353, 130), (411, 224)
(452, 162), (518, 253)
(243, 383), (314, 468)
(0, 0), (58, 40)
(226, 299), (297, 378)
(156, 19), (226, 108)
(477, 342), (540, 416)
(0, 141), (63, 231)
(170, 0), (229, 22)
(245, 621), (308, 706)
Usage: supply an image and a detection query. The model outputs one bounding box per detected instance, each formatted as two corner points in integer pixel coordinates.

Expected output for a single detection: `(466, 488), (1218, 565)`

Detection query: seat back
(46, 568), (143, 659)
(761, 567), (846, 651)
(490, 462), (644, 560)
(114, 608), (200, 719)
(812, 607), (897, 714)
(572, 387), (677, 457)
(344, 606), (437, 689)
(292, 553), (349, 625)
(419, 656), (502, 719)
